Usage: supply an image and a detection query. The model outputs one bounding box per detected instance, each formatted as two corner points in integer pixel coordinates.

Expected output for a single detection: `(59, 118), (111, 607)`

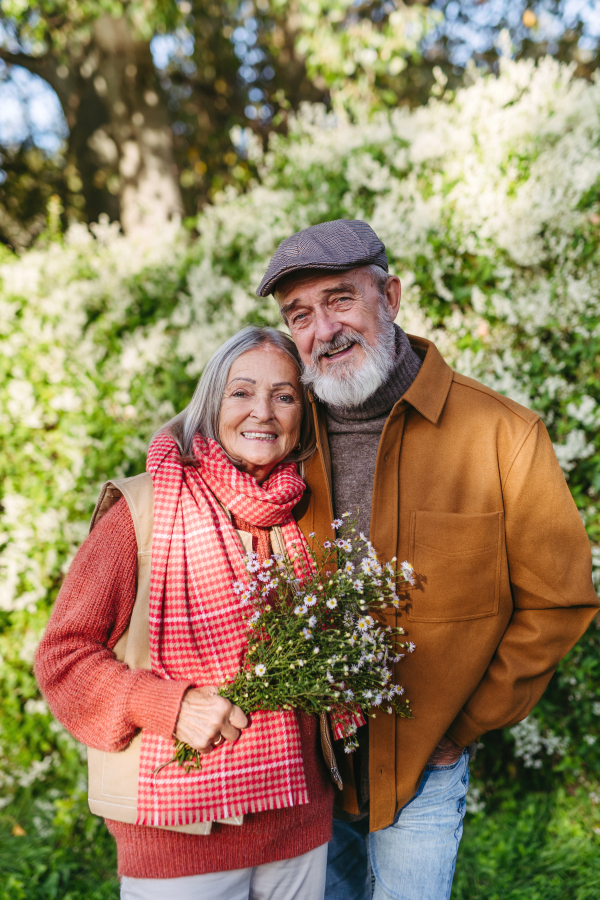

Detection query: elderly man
(256, 219), (599, 900)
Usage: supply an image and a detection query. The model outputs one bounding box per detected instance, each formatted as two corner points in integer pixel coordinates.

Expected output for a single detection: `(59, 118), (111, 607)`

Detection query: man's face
(276, 266), (401, 407)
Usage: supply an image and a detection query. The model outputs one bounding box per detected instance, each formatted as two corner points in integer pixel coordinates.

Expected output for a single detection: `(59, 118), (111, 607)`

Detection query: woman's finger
(228, 704), (248, 730)
(219, 721), (241, 743)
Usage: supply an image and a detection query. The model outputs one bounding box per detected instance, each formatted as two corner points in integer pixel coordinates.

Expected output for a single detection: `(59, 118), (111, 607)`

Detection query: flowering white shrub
(1, 55), (599, 797)
(510, 716), (569, 770)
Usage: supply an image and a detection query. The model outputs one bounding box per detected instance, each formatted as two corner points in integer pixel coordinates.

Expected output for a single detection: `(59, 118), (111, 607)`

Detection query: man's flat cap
(256, 219), (388, 296)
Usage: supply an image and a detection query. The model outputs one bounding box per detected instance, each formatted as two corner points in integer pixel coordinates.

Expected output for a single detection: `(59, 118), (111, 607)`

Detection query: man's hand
(175, 685), (248, 753)
(427, 735), (464, 767)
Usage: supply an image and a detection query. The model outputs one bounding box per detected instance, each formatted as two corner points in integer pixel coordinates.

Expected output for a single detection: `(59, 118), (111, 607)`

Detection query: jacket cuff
(446, 708), (482, 748)
(127, 671), (194, 741)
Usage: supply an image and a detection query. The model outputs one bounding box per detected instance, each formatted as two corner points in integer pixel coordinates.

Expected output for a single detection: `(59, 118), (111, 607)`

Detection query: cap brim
(256, 257), (388, 297)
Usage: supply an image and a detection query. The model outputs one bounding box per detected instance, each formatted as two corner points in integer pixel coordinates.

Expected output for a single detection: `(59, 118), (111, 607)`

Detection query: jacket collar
(401, 335), (453, 424)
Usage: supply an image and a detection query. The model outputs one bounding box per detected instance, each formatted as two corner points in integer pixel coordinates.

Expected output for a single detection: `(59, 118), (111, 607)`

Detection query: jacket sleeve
(446, 418), (599, 747)
(35, 498), (193, 752)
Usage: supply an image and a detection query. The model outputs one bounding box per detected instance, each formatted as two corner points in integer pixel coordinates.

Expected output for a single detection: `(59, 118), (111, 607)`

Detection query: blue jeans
(325, 751), (469, 900)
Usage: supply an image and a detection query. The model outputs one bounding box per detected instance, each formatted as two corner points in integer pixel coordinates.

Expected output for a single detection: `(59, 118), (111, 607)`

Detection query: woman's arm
(35, 498), (193, 752)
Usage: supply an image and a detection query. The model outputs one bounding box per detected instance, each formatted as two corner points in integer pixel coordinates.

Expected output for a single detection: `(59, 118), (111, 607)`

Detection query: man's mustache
(311, 329), (365, 364)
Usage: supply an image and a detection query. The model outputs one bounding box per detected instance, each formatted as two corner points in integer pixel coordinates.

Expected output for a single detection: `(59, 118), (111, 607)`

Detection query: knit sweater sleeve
(35, 498), (193, 752)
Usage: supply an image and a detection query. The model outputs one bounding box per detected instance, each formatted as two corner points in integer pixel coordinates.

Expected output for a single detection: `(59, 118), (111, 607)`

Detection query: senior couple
(36, 220), (598, 900)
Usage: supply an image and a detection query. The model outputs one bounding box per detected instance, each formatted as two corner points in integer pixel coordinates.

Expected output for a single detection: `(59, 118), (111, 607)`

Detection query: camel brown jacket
(293, 335), (599, 832)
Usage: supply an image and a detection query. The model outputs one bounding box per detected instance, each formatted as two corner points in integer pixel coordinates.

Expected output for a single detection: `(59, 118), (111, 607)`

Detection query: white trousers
(120, 842), (328, 900)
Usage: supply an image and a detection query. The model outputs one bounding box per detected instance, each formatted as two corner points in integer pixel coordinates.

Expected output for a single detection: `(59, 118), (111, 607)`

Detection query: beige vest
(87, 472), (342, 833)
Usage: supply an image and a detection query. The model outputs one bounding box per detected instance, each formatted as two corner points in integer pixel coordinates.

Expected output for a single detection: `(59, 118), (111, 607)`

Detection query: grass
(452, 786), (600, 900)
(2, 784), (600, 898)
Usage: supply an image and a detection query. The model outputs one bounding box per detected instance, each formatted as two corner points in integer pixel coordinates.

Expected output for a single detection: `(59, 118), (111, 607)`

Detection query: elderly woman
(35, 327), (333, 900)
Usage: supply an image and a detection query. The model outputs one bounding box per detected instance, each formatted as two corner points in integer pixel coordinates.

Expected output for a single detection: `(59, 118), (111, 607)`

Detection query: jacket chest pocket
(407, 510), (503, 623)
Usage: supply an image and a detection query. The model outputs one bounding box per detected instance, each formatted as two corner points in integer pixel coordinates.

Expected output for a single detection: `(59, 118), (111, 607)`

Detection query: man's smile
(323, 340), (357, 360)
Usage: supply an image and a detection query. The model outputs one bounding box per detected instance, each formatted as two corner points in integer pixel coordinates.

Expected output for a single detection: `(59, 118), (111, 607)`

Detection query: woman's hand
(174, 685), (248, 753)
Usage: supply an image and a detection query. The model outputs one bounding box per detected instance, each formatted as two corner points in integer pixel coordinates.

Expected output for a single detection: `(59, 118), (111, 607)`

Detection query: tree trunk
(0, 14), (183, 235)
(89, 16), (183, 235)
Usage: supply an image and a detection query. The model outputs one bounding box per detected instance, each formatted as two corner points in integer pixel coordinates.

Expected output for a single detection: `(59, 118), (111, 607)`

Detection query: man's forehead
(275, 266), (367, 303)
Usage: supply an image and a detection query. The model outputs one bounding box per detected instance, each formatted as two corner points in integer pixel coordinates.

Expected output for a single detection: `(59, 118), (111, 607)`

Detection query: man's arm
(446, 418), (599, 748)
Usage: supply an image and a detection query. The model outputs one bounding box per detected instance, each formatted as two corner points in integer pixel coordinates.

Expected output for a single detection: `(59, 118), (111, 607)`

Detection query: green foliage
(452, 787), (600, 899)
(0, 787), (118, 900)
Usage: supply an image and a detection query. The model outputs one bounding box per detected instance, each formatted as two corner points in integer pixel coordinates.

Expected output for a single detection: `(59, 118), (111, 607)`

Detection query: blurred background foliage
(1, 1), (600, 897)
(1, 0), (600, 247)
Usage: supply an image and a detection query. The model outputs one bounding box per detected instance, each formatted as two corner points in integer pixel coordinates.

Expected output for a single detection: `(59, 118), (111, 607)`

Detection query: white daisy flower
(261, 558), (274, 569)
(352, 579), (364, 592)
(255, 663), (267, 676)
(304, 594), (318, 607)
(323, 540), (332, 548)
(401, 561), (416, 586)
(326, 598), (338, 609)
(302, 627), (313, 640)
(331, 518), (343, 529)
(344, 561), (355, 574)
(308, 615), (317, 627)
(294, 605), (306, 616)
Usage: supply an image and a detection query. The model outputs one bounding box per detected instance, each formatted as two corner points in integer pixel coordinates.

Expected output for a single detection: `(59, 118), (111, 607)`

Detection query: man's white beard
(301, 317), (396, 409)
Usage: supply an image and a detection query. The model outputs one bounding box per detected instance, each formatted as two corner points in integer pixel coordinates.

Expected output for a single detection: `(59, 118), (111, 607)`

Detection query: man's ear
(385, 276), (401, 319)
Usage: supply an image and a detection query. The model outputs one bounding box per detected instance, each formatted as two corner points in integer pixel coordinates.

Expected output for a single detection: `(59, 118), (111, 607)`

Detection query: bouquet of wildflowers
(173, 515), (415, 769)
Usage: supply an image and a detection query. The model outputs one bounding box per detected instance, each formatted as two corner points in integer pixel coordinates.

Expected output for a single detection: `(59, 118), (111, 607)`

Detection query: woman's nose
(250, 394), (274, 421)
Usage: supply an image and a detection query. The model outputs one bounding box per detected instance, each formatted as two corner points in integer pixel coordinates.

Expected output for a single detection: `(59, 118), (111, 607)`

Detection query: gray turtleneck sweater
(326, 326), (422, 538)
(324, 325), (423, 821)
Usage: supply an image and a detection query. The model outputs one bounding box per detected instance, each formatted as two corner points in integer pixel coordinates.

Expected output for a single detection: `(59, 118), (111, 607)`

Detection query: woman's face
(219, 346), (303, 484)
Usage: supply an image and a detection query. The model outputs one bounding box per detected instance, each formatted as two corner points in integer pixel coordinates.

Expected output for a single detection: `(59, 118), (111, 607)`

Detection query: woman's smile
(241, 431), (278, 442)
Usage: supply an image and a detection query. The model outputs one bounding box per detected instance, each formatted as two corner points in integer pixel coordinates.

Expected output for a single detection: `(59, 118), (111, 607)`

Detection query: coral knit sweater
(35, 498), (333, 879)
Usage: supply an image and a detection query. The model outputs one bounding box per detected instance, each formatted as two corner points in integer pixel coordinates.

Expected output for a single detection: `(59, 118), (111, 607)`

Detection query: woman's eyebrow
(272, 381), (296, 388)
(228, 377), (256, 385)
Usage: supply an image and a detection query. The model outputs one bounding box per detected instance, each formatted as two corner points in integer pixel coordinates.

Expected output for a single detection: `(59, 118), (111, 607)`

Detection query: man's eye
(291, 312), (307, 325)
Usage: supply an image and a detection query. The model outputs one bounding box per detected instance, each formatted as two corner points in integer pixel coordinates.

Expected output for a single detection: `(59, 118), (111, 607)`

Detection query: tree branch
(0, 46), (50, 78)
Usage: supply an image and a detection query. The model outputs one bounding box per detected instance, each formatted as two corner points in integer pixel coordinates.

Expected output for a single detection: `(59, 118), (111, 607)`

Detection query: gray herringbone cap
(256, 219), (388, 296)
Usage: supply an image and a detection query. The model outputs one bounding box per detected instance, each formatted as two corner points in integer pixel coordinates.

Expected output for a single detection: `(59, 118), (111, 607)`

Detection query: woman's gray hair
(160, 326), (316, 466)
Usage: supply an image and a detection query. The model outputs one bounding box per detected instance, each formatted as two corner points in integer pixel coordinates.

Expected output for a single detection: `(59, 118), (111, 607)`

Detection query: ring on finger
(212, 734), (225, 748)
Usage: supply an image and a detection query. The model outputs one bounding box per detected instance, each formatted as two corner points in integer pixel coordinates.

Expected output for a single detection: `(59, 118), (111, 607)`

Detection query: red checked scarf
(137, 431), (312, 828)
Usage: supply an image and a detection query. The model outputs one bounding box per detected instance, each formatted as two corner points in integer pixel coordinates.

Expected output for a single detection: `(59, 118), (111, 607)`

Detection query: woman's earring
(295, 443), (301, 451)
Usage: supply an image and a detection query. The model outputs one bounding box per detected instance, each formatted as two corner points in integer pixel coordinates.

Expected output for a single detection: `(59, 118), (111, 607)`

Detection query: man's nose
(313, 308), (343, 345)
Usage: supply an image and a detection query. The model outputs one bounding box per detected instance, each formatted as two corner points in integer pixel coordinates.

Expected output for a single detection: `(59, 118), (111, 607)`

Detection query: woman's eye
(232, 390), (247, 398)
(278, 394), (294, 403)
